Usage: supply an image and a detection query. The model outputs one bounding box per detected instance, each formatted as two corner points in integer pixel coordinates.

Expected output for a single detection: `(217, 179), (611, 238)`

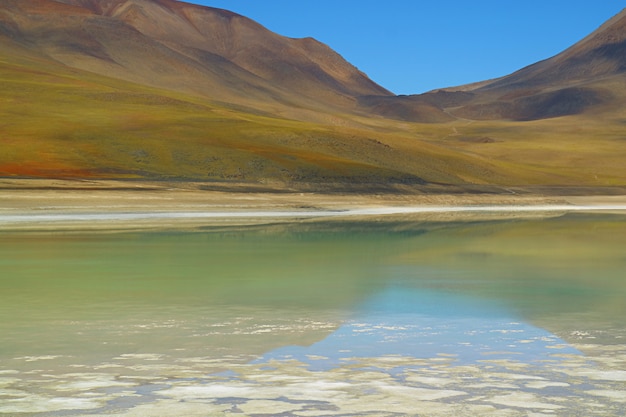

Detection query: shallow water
(1, 213), (625, 416)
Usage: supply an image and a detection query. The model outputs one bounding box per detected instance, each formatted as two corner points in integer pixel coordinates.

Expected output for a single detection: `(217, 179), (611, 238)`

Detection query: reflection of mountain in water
(259, 287), (581, 370)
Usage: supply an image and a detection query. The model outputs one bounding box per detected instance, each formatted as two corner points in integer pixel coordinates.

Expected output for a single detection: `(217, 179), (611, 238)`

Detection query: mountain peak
(406, 8), (626, 121)
(576, 8), (626, 49)
(1, 0), (390, 117)
(53, 0), (244, 19)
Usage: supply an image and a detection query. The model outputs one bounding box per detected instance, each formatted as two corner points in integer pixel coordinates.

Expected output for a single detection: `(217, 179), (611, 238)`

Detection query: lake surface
(1, 213), (625, 416)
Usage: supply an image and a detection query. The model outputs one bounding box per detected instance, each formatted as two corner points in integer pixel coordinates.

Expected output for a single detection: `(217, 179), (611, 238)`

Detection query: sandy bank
(1, 179), (625, 231)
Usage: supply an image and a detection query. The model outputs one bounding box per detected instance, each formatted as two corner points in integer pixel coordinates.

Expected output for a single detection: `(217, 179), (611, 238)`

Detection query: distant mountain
(0, 0), (390, 120)
(388, 8), (626, 121)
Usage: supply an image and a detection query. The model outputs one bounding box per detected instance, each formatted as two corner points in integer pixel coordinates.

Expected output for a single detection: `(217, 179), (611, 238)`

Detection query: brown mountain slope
(1, 1), (625, 187)
(2, 0), (524, 185)
(377, 8), (626, 122)
(0, 0), (391, 120)
(480, 8), (626, 91)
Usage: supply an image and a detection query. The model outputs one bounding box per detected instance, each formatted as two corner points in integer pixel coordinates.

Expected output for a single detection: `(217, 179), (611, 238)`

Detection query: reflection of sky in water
(259, 287), (582, 370)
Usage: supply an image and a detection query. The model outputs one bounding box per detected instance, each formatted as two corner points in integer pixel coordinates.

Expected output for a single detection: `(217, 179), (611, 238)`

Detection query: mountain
(0, 0), (390, 119)
(390, 8), (626, 121)
(1, 0), (498, 185)
(0, 1), (625, 188)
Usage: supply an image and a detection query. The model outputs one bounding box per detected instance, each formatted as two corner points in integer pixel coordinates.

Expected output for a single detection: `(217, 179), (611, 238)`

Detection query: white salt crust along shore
(2, 342), (625, 416)
(1, 204), (626, 225)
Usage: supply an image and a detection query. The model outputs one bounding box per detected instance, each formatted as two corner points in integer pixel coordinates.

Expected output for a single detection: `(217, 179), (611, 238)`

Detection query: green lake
(1, 213), (625, 416)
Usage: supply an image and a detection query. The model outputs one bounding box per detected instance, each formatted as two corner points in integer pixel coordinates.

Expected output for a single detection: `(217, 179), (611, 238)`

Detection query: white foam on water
(0, 377), (21, 388)
(588, 390), (626, 402)
(525, 381), (571, 389)
(0, 370), (19, 375)
(0, 395), (103, 413)
(237, 400), (302, 415)
(53, 378), (136, 392)
(567, 369), (626, 381)
(0, 388), (26, 397)
(158, 384), (256, 399)
(377, 384), (467, 401)
(486, 392), (565, 410)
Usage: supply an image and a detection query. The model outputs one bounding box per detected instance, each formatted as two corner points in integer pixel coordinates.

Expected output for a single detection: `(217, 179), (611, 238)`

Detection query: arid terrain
(1, 1), (625, 190)
(0, 179), (624, 232)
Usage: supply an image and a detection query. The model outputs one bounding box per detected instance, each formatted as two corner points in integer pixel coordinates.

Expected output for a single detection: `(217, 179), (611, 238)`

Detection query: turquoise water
(1, 214), (625, 415)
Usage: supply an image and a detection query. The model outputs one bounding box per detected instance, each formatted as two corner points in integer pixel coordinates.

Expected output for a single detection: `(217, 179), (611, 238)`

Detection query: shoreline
(2, 179), (626, 231)
(3, 203), (626, 222)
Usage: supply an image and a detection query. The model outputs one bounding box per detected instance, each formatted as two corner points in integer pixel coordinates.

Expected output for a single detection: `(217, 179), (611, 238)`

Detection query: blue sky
(188, 1), (624, 94)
